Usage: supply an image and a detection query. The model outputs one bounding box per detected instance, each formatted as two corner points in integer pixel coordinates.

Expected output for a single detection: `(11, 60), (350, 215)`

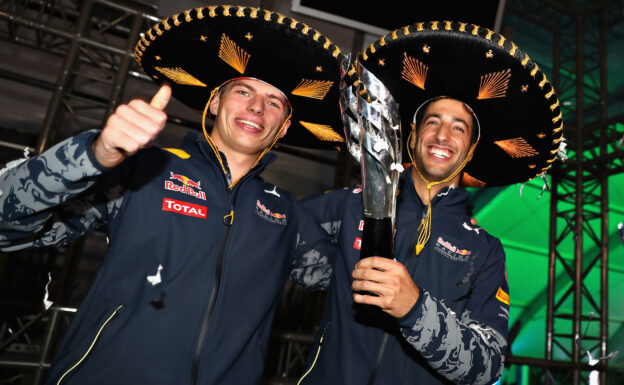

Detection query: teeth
(238, 119), (262, 130)
(429, 147), (451, 158)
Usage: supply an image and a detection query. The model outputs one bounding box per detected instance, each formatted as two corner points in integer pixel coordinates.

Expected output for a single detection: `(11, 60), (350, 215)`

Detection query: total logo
(162, 198), (207, 219)
(165, 171), (206, 200)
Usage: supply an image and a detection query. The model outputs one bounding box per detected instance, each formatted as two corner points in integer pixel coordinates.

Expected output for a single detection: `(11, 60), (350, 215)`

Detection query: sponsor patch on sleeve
(353, 237), (362, 250)
(496, 286), (510, 305)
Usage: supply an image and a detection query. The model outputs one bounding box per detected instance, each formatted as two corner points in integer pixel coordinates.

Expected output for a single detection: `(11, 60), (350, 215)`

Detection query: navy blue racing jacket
(298, 169), (509, 385)
(0, 130), (333, 384)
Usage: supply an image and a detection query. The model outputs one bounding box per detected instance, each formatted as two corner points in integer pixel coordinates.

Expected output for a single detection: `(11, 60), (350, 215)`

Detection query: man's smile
(236, 118), (264, 133)
(427, 145), (454, 160)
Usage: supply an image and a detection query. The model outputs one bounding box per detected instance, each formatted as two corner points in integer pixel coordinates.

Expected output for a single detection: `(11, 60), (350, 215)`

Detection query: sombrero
(134, 5), (346, 150)
(346, 20), (564, 187)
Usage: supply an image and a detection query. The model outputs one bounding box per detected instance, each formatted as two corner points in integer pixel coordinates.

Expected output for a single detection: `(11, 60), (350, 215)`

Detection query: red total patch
(162, 198), (207, 219)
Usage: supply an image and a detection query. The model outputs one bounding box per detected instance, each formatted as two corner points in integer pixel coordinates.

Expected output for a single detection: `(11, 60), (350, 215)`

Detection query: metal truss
(0, 0), (160, 153)
(507, 0), (624, 384)
(0, 305), (77, 385)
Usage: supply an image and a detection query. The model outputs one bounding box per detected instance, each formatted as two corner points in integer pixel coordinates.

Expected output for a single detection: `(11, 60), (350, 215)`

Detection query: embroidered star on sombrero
(135, 5), (346, 149)
(345, 21), (564, 187)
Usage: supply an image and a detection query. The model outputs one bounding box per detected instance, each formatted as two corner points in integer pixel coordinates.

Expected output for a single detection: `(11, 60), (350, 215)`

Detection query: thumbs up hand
(93, 84), (172, 168)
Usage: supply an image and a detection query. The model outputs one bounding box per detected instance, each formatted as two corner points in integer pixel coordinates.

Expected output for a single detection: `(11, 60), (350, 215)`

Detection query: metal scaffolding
(506, 0), (624, 384)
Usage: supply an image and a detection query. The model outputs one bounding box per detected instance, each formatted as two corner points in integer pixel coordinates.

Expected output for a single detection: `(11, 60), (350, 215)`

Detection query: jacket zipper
(366, 333), (389, 385)
(296, 329), (326, 385)
(190, 173), (237, 384)
(56, 305), (123, 385)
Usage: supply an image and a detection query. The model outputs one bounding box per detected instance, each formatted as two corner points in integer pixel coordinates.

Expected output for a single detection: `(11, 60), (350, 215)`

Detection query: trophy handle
(360, 217), (393, 260)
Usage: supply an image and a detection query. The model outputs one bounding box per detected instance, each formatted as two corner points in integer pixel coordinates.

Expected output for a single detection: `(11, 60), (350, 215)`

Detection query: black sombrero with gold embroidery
(347, 21), (564, 187)
(135, 5), (345, 149)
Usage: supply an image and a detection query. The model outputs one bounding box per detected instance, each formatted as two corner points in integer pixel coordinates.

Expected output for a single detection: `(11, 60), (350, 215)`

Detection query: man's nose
(248, 96), (264, 115)
(434, 124), (451, 142)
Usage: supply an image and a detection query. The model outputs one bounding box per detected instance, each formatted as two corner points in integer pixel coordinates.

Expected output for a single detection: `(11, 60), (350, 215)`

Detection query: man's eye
(454, 126), (465, 133)
(237, 90), (249, 96)
(268, 101), (281, 109)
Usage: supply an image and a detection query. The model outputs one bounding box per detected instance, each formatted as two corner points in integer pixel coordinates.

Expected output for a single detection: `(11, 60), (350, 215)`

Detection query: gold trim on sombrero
(477, 69), (511, 100)
(402, 53), (428, 90)
(495, 138), (538, 158)
(300, 121), (345, 142)
(207, 5), (218, 17)
(218, 33), (250, 74)
(552, 111), (563, 124)
(291, 79), (334, 100)
(509, 42), (519, 56)
(462, 172), (487, 188)
(154, 67), (207, 87)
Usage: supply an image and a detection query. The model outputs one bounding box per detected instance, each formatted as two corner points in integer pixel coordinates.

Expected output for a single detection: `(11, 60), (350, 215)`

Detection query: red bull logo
(255, 200), (287, 225)
(434, 236), (472, 262)
(166, 171), (206, 200)
(170, 172), (201, 190)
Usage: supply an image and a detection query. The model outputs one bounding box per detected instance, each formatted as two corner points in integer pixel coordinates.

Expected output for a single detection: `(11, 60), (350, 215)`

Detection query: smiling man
(298, 22), (564, 385)
(208, 78), (292, 181)
(0, 5), (346, 385)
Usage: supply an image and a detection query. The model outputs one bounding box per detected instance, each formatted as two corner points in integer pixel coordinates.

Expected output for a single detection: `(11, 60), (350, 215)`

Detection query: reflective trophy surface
(340, 54), (403, 260)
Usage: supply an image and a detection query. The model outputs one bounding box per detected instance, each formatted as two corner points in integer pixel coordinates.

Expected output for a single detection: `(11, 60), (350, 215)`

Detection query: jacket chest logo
(434, 236), (472, 262)
(165, 171), (206, 200)
(162, 198), (207, 219)
(255, 200), (287, 225)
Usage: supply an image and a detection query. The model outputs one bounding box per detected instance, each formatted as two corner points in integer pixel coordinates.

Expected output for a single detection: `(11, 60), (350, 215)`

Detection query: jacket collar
(400, 166), (470, 210)
(180, 130), (277, 180)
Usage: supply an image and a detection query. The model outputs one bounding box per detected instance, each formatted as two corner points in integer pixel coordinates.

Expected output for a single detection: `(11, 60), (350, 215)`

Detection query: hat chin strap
(407, 131), (479, 255)
(201, 86), (291, 189)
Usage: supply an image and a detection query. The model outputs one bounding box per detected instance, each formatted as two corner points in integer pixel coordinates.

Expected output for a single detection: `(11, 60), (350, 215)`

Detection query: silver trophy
(340, 54), (402, 259)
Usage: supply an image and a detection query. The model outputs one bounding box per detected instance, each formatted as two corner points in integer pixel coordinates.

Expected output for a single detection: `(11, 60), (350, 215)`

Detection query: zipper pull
(223, 209), (234, 226)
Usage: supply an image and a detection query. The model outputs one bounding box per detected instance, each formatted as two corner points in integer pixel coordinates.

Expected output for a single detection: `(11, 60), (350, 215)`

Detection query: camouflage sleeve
(397, 241), (509, 385)
(0, 130), (124, 251)
(289, 189), (352, 290)
(289, 196), (336, 291)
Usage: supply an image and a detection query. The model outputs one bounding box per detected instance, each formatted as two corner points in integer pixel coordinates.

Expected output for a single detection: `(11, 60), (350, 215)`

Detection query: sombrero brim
(135, 5), (346, 150)
(350, 21), (564, 187)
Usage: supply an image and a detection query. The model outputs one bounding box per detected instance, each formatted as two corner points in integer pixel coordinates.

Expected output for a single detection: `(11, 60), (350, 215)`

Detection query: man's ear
(278, 119), (291, 138)
(209, 93), (220, 115)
